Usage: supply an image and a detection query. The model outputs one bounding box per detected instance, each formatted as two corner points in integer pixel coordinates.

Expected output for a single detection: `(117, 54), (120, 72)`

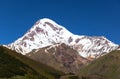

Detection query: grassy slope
(78, 50), (120, 79)
(0, 46), (65, 79)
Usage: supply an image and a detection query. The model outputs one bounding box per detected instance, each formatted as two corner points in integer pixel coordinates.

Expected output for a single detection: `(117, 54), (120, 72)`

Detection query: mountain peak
(33, 18), (56, 27)
(33, 18), (63, 30)
(7, 18), (73, 54)
(6, 18), (118, 59)
(39, 18), (58, 24)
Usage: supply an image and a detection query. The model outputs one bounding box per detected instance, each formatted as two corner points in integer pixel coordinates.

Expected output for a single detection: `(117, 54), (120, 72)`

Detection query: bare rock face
(26, 43), (89, 73)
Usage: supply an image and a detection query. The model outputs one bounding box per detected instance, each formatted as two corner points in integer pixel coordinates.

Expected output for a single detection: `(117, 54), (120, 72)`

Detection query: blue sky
(0, 0), (120, 44)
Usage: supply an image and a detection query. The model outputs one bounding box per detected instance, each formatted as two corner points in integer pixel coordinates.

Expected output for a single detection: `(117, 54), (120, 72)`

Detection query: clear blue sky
(0, 0), (120, 44)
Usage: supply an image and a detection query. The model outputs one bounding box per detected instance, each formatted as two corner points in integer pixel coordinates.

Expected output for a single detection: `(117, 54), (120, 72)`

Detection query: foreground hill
(0, 46), (66, 79)
(78, 50), (120, 79)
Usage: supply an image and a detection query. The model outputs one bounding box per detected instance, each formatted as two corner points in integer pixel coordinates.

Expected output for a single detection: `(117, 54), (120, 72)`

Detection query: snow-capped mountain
(7, 18), (74, 54)
(7, 18), (118, 59)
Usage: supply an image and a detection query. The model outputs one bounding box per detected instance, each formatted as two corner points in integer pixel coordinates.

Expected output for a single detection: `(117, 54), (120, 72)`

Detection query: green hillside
(0, 46), (65, 79)
(78, 50), (120, 79)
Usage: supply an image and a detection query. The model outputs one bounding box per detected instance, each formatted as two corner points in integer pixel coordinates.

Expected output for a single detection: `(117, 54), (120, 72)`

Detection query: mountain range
(1, 18), (120, 79)
(6, 18), (118, 59)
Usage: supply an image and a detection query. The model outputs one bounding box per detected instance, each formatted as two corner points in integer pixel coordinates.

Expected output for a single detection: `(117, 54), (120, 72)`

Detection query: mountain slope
(0, 46), (65, 79)
(7, 18), (118, 59)
(26, 43), (89, 73)
(78, 50), (120, 79)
